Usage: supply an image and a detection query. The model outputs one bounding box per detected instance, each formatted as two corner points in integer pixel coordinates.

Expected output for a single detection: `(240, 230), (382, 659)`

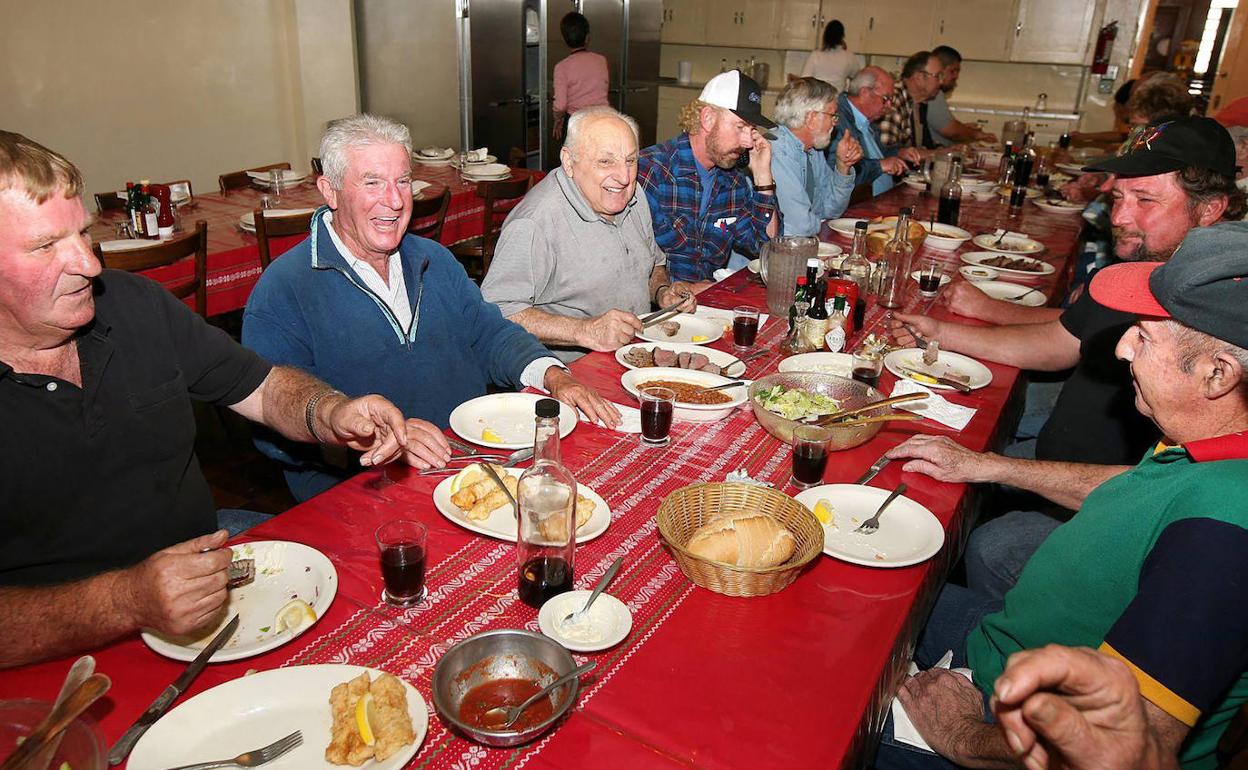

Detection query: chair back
(508, 146), (527, 169)
(478, 175), (532, 256)
(93, 220), (209, 317)
(93, 190), (127, 215)
(254, 209), (316, 270)
(408, 186), (451, 243)
(219, 162), (292, 193)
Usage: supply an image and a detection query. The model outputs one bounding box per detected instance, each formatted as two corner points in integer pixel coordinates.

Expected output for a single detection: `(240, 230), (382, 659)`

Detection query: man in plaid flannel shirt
(876, 51), (945, 153)
(637, 71), (780, 287)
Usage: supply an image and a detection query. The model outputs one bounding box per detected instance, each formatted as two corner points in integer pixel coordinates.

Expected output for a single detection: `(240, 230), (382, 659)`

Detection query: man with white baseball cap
(637, 70), (781, 287)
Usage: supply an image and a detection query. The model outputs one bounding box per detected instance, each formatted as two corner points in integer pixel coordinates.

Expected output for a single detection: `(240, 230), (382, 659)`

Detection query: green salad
(754, 385), (842, 421)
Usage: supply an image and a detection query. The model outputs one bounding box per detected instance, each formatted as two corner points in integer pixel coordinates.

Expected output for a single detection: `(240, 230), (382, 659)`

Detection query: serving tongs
(639, 293), (692, 328)
(813, 392), (929, 426)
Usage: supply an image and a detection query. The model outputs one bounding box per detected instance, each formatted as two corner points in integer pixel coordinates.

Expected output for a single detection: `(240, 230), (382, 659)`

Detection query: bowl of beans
(620, 367), (748, 422)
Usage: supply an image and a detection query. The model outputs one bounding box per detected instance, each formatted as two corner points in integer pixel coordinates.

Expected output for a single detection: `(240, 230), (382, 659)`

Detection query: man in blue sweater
(243, 114), (617, 501)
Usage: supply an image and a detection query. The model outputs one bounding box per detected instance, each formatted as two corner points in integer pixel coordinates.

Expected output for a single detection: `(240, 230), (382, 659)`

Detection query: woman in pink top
(553, 12), (610, 142)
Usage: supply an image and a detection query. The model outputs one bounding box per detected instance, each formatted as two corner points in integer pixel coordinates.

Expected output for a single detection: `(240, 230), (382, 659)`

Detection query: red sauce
(458, 677), (554, 731)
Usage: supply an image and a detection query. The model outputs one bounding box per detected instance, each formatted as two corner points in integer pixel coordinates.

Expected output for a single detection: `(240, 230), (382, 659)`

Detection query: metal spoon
(480, 663), (596, 730)
(562, 557), (624, 625)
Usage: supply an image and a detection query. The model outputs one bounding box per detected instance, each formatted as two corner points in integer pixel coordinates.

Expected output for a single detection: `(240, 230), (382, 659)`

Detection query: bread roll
(686, 511), (796, 568)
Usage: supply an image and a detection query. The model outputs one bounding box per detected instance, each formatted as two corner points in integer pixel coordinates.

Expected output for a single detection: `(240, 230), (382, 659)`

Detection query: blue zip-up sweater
(242, 209), (551, 496)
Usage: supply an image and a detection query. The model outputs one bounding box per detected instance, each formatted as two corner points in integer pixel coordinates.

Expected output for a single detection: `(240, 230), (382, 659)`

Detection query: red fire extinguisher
(1092, 21), (1118, 75)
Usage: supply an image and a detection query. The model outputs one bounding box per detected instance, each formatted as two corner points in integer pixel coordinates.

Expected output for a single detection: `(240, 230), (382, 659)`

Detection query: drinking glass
(638, 386), (675, 447)
(375, 519), (428, 606)
(918, 259), (944, 299)
(732, 306), (760, 349)
(268, 168), (284, 207)
(851, 352), (883, 389)
(790, 425), (833, 489)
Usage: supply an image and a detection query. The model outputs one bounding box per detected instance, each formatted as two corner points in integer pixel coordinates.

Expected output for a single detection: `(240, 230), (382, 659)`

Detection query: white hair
(565, 107), (640, 156)
(775, 78), (838, 128)
(319, 113), (412, 188)
(847, 68), (880, 97)
(1228, 125), (1248, 150)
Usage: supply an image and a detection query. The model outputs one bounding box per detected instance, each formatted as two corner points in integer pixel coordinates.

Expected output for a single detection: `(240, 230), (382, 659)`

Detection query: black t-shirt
(1035, 287), (1160, 464)
(0, 271), (271, 586)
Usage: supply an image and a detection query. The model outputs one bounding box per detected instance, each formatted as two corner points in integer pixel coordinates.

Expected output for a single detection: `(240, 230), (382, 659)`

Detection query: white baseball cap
(698, 70), (776, 129)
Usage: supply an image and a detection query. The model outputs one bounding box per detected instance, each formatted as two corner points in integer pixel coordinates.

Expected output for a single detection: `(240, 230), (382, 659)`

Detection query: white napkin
(578, 402), (641, 433)
(467, 147), (489, 162)
(410, 180), (432, 197)
(890, 379), (977, 431)
(890, 650), (976, 752)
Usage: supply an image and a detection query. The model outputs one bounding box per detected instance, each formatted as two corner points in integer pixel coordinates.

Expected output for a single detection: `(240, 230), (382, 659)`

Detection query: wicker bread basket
(657, 482), (824, 597)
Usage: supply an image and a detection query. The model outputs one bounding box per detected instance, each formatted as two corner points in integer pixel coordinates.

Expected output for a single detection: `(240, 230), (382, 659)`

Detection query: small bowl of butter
(537, 589), (632, 652)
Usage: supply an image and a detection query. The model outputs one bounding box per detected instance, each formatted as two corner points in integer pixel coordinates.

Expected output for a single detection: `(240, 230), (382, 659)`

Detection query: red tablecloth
(7, 185), (1083, 769)
(88, 166), (543, 317)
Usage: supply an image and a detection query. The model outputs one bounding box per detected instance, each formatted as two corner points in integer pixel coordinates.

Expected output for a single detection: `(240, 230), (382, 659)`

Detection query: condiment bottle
(937, 158), (963, 227)
(1014, 132), (1037, 189)
(139, 183), (159, 239)
(996, 141), (1015, 186)
(787, 278), (812, 353)
(124, 182), (138, 235)
(152, 184), (175, 239)
(804, 279), (830, 351)
(517, 398), (577, 609)
(787, 275), (808, 336)
(825, 294), (849, 352)
(878, 207), (915, 309)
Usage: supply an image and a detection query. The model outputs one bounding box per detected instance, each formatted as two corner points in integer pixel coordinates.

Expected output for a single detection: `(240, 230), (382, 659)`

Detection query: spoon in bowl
(480, 662), (596, 730)
(561, 557), (624, 626)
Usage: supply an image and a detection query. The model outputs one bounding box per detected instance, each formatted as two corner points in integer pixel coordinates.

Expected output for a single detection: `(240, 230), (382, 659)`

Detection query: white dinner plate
(635, 312), (723, 345)
(777, 351), (854, 377)
(1055, 161), (1087, 174)
(538, 590), (632, 652)
(1031, 198), (1084, 214)
(817, 241), (842, 258)
(973, 280), (1047, 306)
(449, 392), (578, 449)
(968, 233), (1046, 256)
(908, 270), (951, 288)
(620, 367), (748, 422)
(615, 342), (746, 377)
(461, 162), (510, 177)
(415, 146), (455, 161)
(902, 178), (926, 191)
(127, 664), (427, 770)
(794, 485), (944, 568)
(884, 348), (993, 391)
(432, 466), (610, 543)
(960, 250), (1054, 277)
(462, 154), (499, 166)
(828, 217), (878, 237)
(98, 239), (153, 253)
(414, 156), (455, 166)
(747, 258), (760, 274)
(239, 208), (317, 231)
(958, 265), (999, 282)
(141, 541), (337, 662)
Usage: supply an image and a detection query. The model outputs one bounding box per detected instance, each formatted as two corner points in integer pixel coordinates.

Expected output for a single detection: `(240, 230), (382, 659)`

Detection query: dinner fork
(854, 483), (907, 535)
(164, 730), (303, 770)
(1007, 286), (1044, 302)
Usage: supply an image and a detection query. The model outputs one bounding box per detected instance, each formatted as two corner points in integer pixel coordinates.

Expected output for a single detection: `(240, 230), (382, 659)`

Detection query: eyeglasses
(870, 89), (895, 104)
(813, 110), (839, 122)
(918, 70), (945, 81)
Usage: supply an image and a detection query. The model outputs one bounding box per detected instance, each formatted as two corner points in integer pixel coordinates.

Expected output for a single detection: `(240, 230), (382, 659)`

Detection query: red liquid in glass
(852, 366), (880, 388)
(792, 444), (829, 485)
(733, 316), (759, 347)
(640, 399), (674, 443)
(518, 556), (573, 608)
(918, 275), (942, 294)
(380, 542), (426, 603)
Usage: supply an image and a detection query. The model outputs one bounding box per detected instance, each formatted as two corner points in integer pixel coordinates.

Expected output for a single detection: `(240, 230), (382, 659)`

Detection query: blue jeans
(873, 585), (1004, 769)
(965, 510), (1063, 600)
(216, 508), (274, 537)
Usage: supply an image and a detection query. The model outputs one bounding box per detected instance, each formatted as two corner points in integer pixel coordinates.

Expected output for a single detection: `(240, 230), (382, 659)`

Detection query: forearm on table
(985, 456), (1128, 510)
(0, 573), (135, 668)
(508, 307), (587, 347)
(979, 302), (1064, 326)
(938, 321), (1079, 371)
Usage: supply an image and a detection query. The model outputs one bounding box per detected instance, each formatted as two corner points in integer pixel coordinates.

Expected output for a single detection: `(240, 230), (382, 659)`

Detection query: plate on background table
(777, 351), (854, 377)
(239, 208), (317, 233)
(968, 234), (1046, 255)
(1031, 197), (1084, 214)
(432, 465), (610, 543)
(141, 541), (336, 662)
(415, 146), (455, 161)
(960, 250), (1054, 277)
(794, 485), (944, 568)
(126, 664), (428, 770)
(884, 348), (993, 391)
(827, 217), (871, 237)
(615, 342), (747, 377)
(246, 169), (308, 184)
(635, 312), (723, 345)
(1055, 161), (1087, 174)
(99, 239), (153, 253)
(449, 392), (578, 449)
(972, 280), (1047, 306)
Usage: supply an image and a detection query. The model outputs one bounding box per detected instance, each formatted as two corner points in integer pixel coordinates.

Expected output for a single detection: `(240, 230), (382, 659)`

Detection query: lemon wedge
(813, 499), (835, 525)
(691, 335), (708, 342)
(355, 691), (376, 746)
(275, 598), (316, 633)
(906, 370), (939, 385)
(449, 463), (473, 495)
(481, 428), (503, 443)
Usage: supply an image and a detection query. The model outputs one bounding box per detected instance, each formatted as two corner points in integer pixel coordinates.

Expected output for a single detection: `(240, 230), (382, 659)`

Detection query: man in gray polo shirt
(483, 107), (697, 361)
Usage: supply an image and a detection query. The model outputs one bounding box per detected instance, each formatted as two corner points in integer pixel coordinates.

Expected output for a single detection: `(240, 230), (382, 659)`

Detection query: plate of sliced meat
(615, 342), (746, 377)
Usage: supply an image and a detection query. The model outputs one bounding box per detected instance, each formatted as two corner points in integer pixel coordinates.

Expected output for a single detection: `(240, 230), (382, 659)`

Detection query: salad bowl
(748, 372), (883, 449)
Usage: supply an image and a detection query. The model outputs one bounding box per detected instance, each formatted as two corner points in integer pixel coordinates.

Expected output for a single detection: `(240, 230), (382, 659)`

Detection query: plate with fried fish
(432, 463), (611, 543)
(127, 664), (428, 769)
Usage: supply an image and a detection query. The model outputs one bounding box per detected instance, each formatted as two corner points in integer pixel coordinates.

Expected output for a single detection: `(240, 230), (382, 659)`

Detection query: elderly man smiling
(483, 107), (696, 360)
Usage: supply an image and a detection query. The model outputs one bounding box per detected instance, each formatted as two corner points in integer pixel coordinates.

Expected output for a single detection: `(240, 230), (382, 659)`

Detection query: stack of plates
(238, 208), (317, 233)
(246, 170), (308, 187)
(462, 162), (512, 181)
(415, 147), (456, 165)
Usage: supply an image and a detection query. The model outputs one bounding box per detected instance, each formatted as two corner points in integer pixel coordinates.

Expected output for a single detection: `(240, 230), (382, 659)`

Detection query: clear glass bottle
(937, 158), (963, 227)
(878, 207), (915, 309)
(842, 221), (872, 313)
(996, 141), (1016, 187)
(517, 398), (577, 609)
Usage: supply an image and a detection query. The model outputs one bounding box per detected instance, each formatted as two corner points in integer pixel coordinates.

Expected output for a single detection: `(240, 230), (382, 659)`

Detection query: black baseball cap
(1090, 221), (1248, 348)
(699, 70), (777, 130)
(1083, 116), (1238, 177)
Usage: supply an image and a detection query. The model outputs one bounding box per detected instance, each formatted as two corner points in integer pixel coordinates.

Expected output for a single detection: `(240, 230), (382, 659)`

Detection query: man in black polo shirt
(0, 132), (439, 669)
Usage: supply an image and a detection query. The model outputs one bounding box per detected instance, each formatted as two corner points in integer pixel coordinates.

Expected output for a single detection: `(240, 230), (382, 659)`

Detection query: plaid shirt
(876, 81), (917, 150)
(637, 133), (779, 282)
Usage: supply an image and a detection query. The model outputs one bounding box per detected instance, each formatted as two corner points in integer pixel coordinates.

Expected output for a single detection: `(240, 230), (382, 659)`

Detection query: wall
(0, 0), (359, 198)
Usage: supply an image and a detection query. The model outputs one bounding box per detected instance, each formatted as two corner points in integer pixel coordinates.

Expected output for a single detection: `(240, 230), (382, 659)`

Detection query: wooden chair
(310, 157), (323, 176)
(448, 175), (533, 282)
(254, 208), (315, 270)
(508, 146), (527, 169)
(164, 178), (194, 202)
(93, 220), (209, 317)
(218, 162), (292, 193)
(93, 190), (127, 215)
(408, 186), (451, 243)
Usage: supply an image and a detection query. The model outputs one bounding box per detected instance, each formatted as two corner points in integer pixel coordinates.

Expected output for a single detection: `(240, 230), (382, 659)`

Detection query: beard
(706, 128), (745, 170)
(812, 128), (834, 151)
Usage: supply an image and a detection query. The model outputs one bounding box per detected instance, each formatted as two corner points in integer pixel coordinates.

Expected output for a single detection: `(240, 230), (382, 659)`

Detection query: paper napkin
(890, 650), (976, 752)
(578, 402), (642, 434)
(890, 379), (976, 431)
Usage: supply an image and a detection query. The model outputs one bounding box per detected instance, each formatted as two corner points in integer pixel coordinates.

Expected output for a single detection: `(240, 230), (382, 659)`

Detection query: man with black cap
(877, 221), (1248, 770)
(888, 116), (1245, 599)
(637, 70), (780, 286)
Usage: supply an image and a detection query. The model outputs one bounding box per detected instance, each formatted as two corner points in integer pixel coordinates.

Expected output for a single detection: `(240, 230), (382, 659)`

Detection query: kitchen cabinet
(704, 0), (778, 48)
(777, 0), (822, 51)
(931, 0), (1016, 61)
(657, 86), (688, 144)
(816, 1), (867, 52)
(861, 0), (936, 56)
(1010, 0), (1095, 64)
(661, 0), (706, 45)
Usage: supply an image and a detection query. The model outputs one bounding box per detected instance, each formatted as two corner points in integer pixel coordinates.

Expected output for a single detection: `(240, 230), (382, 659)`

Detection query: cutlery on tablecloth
(855, 455), (892, 485)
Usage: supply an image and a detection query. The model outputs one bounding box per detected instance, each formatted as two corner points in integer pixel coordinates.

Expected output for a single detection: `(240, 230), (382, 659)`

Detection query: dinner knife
(855, 455), (892, 485)
(899, 367), (973, 394)
(480, 462), (520, 519)
(107, 614), (240, 765)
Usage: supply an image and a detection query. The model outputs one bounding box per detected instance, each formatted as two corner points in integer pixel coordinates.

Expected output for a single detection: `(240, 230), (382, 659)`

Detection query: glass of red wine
(851, 351), (883, 389)
(732, 306), (760, 349)
(638, 386), (676, 447)
(790, 425), (833, 489)
(917, 258), (944, 299)
(375, 519), (428, 607)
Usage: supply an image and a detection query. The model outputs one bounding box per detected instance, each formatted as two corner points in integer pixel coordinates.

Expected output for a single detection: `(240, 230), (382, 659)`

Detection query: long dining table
(87, 163), (542, 317)
(5, 182), (1084, 768)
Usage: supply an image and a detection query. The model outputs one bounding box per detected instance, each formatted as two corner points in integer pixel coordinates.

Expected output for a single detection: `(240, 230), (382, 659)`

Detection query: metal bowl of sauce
(431, 629), (580, 746)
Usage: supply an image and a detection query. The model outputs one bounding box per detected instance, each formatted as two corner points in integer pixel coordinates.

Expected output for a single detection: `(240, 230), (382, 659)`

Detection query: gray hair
(848, 67), (881, 97)
(1228, 125), (1248, 150)
(775, 78), (838, 128)
(1166, 319), (1248, 397)
(565, 107), (640, 156)
(319, 113), (412, 188)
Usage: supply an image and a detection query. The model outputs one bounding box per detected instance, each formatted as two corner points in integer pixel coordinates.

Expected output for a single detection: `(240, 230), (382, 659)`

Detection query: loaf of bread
(685, 511), (796, 568)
